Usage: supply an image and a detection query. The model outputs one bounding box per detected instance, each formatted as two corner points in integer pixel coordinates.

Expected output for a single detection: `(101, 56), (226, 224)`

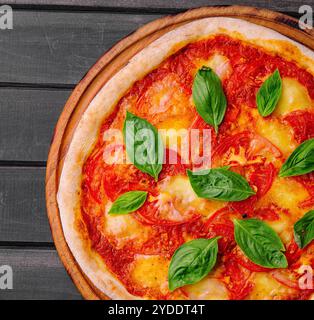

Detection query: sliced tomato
(190, 114), (214, 131)
(292, 289), (314, 300)
(159, 148), (189, 180)
(294, 173), (314, 208)
(270, 269), (300, 290)
(139, 225), (184, 256)
(205, 206), (240, 225)
(213, 131), (251, 159)
(209, 224), (236, 254)
(135, 200), (201, 227)
(213, 131), (281, 168)
(300, 197), (314, 209)
(221, 254), (254, 300)
(183, 207), (238, 253)
(232, 247), (269, 272)
(103, 149), (157, 200)
(223, 53), (267, 109)
(103, 147), (188, 209)
(254, 204), (281, 221)
(102, 148), (185, 202)
(179, 287), (190, 299)
(103, 162), (156, 201)
(84, 142), (156, 202)
(230, 162), (276, 216)
(203, 207), (240, 253)
(134, 149), (199, 226)
(249, 135), (282, 159)
(182, 218), (209, 239)
(250, 162), (276, 196)
(135, 72), (193, 125)
(219, 104), (241, 133)
(284, 110), (314, 143)
(286, 240), (303, 267)
(230, 198), (257, 218)
(189, 114), (217, 169)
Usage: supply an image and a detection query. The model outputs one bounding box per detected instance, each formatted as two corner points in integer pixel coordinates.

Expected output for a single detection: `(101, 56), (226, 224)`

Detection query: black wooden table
(0, 0), (309, 300)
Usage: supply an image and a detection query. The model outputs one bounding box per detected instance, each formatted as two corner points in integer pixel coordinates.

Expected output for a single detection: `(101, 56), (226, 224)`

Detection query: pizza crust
(57, 17), (314, 300)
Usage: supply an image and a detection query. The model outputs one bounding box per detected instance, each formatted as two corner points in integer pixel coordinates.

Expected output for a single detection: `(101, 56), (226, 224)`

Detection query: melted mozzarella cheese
(267, 213), (293, 244)
(255, 115), (297, 157)
(158, 124), (190, 160)
(184, 277), (229, 300)
(274, 78), (312, 116)
(157, 175), (225, 218)
(249, 273), (295, 300)
(230, 108), (297, 160)
(259, 178), (310, 243)
(195, 54), (232, 79)
(264, 178), (309, 212)
(130, 255), (169, 291)
(148, 74), (194, 153)
(104, 203), (151, 248)
(159, 175), (198, 202)
(145, 74), (192, 115)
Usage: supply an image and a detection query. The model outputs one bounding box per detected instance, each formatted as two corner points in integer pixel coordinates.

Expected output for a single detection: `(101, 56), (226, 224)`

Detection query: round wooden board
(46, 5), (314, 300)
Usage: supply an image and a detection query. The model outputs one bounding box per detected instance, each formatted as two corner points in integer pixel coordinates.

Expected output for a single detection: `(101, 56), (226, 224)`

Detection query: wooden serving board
(45, 6), (314, 300)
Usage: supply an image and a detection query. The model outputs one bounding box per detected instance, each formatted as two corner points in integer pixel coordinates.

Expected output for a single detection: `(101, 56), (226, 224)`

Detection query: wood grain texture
(0, 88), (70, 161)
(2, 0), (311, 13)
(46, 6), (314, 300)
(0, 167), (51, 243)
(0, 248), (81, 299)
(0, 88), (70, 162)
(0, 10), (160, 86)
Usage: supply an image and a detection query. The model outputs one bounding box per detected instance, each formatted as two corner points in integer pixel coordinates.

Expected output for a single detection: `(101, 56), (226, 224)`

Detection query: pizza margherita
(57, 17), (314, 300)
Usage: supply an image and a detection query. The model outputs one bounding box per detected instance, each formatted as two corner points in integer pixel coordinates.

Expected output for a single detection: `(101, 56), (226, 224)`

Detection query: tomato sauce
(80, 35), (314, 299)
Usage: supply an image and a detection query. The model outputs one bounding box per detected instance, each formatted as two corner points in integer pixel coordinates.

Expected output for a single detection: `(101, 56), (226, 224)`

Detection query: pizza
(57, 17), (314, 300)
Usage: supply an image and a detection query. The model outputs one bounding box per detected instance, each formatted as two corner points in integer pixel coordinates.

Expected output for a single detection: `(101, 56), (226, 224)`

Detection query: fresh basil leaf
(256, 69), (282, 117)
(187, 167), (255, 201)
(279, 138), (314, 177)
(192, 66), (227, 133)
(123, 111), (163, 181)
(168, 237), (219, 291)
(234, 218), (288, 268)
(109, 191), (147, 215)
(294, 210), (314, 249)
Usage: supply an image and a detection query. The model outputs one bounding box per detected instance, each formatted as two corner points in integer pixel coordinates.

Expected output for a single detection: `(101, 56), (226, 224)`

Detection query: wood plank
(0, 10), (160, 85)
(0, 167), (51, 243)
(0, 248), (82, 299)
(2, 0), (307, 13)
(0, 88), (70, 162)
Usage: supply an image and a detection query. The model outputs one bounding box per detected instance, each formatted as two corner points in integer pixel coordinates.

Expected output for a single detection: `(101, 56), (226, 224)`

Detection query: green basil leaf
(294, 210), (314, 249)
(108, 191), (147, 215)
(234, 218), (288, 268)
(168, 237), (219, 291)
(192, 66), (227, 133)
(123, 111), (163, 181)
(279, 138), (314, 177)
(187, 167), (255, 201)
(256, 69), (282, 117)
